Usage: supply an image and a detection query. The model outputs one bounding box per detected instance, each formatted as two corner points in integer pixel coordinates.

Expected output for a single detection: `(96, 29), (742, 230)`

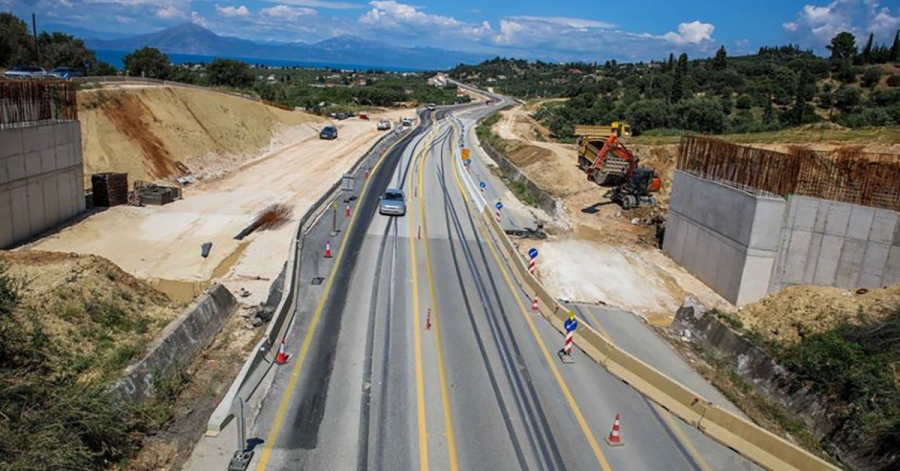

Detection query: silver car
(378, 188), (406, 216)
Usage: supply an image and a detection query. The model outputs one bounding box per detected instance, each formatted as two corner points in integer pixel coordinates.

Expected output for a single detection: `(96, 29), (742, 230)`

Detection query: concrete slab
(792, 197), (819, 231)
(21, 125), (53, 154)
(824, 202), (851, 236)
(0, 156), (8, 185)
(813, 235), (843, 286)
(0, 128), (22, 160)
(42, 173), (60, 226)
(847, 205), (875, 241)
(803, 232), (824, 284)
(26, 180), (46, 235)
(869, 209), (898, 245)
(0, 191), (12, 248)
(859, 242), (889, 288)
(7, 154), (26, 182)
(40, 148), (56, 173)
(737, 255), (774, 306)
(782, 229), (811, 284)
(25, 154), (41, 178)
(835, 238), (866, 287)
(749, 198), (786, 251)
(886, 246), (900, 286)
(57, 171), (74, 220)
(10, 184), (30, 243)
(813, 199), (830, 233)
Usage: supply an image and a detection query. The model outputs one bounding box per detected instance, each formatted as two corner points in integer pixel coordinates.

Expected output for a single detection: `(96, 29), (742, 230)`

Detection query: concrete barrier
(206, 128), (408, 434)
(114, 284), (237, 402)
(476, 190), (841, 471)
(480, 141), (558, 216)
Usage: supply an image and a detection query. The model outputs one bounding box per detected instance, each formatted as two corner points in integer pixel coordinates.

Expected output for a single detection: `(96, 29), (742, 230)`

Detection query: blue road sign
(479, 181), (487, 189)
(528, 248), (538, 259)
(564, 318), (578, 332)
(496, 201), (504, 210)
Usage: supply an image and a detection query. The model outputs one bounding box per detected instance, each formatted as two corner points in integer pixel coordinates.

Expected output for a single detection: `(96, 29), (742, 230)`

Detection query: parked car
(3, 65), (49, 78)
(319, 125), (338, 140)
(401, 117), (413, 127)
(376, 119), (391, 131)
(49, 67), (84, 79)
(378, 188), (406, 216)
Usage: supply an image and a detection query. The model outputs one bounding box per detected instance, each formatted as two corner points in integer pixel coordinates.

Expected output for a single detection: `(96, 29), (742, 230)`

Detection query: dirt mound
(78, 86), (322, 186)
(737, 284), (900, 345)
(0, 250), (180, 382)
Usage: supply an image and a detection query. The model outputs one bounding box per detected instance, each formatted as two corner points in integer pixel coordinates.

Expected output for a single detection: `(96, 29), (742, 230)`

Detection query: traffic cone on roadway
(345, 205), (351, 218)
(324, 241), (333, 258)
(605, 414), (624, 446)
(532, 296), (540, 312)
(275, 340), (287, 365)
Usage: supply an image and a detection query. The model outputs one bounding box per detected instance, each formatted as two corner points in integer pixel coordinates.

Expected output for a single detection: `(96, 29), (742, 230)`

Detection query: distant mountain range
(81, 23), (489, 70)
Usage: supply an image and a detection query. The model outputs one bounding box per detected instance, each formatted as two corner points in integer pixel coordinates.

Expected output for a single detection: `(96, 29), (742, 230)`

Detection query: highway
(246, 102), (763, 471)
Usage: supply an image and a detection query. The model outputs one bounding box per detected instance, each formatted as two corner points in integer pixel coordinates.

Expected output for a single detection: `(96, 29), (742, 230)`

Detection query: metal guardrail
(207, 126), (409, 433)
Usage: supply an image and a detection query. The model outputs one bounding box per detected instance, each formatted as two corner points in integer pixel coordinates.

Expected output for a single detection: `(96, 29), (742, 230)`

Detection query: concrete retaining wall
(773, 195), (900, 291)
(666, 170), (900, 305)
(664, 170), (785, 305)
(114, 284), (237, 402)
(480, 141), (558, 216)
(0, 121), (85, 248)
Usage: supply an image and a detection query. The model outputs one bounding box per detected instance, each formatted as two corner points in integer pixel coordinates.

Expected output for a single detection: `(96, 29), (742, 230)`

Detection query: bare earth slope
(78, 86), (323, 185)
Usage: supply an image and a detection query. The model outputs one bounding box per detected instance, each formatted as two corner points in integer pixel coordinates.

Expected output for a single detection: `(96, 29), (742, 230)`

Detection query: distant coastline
(94, 49), (421, 73)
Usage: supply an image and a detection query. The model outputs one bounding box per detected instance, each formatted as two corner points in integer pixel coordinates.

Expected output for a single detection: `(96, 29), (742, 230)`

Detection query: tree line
(452, 31), (900, 137)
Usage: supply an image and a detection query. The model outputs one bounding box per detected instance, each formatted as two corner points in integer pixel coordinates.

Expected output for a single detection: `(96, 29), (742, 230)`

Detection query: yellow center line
(574, 308), (714, 471)
(445, 119), (614, 471)
(256, 131), (407, 470)
(420, 118), (460, 471)
(409, 119), (437, 471)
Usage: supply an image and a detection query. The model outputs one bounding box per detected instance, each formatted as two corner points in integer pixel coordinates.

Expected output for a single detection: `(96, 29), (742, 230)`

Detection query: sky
(3, 0), (900, 62)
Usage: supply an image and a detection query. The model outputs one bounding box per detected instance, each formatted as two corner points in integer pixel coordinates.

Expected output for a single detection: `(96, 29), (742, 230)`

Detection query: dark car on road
(49, 67), (84, 79)
(319, 125), (338, 140)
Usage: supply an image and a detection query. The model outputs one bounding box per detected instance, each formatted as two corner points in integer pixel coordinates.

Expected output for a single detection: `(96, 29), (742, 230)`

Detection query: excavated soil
(736, 284), (900, 345)
(78, 86), (323, 186)
(0, 250), (180, 382)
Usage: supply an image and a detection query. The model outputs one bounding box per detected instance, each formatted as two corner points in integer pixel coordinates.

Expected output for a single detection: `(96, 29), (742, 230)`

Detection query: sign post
(528, 248), (539, 276)
(558, 311), (578, 364)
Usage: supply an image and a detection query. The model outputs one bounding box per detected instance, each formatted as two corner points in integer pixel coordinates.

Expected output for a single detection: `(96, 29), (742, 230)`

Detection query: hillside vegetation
(452, 32), (900, 139)
(0, 252), (182, 470)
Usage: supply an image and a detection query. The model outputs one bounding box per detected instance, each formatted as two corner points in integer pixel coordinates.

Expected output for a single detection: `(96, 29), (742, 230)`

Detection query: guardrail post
(227, 397), (253, 470)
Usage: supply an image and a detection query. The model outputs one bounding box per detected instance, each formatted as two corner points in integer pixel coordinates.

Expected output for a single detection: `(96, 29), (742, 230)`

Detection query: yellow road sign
(461, 148), (470, 160)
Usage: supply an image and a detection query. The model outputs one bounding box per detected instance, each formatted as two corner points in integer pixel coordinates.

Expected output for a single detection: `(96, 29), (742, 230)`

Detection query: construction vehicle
(575, 132), (661, 209)
(574, 122), (632, 138)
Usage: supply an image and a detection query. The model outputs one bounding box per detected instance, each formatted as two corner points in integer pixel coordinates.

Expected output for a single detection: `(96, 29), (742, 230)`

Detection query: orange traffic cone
(324, 241), (332, 258)
(275, 340), (287, 365)
(532, 296), (540, 312)
(605, 414), (624, 446)
(345, 205), (351, 217)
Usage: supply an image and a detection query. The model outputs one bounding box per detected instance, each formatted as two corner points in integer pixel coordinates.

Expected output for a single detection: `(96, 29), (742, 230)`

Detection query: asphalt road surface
(247, 102), (763, 471)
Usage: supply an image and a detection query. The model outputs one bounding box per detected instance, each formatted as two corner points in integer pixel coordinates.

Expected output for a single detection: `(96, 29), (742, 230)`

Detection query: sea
(94, 49), (420, 72)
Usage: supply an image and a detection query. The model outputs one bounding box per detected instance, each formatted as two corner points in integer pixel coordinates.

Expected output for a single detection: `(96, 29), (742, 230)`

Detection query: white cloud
(662, 21), (715, 44)
(114, 14), (134, 23)
(216, 4), (251, 17)
(508, 16), (614, 30)
(359, 0), (490, 38)
(261, 0), (362, 9)
(156, 5), (186, 19)
(784, 0), (900, 49)
(260, 4), (316, 21)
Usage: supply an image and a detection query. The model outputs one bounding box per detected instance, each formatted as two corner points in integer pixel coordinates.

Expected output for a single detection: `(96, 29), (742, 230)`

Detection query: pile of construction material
(91, 173), (128, 207)
(131, 181), (182, 206)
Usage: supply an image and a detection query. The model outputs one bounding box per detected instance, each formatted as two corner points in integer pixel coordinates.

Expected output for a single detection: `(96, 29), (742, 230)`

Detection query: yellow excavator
(574, 122), (632, 138)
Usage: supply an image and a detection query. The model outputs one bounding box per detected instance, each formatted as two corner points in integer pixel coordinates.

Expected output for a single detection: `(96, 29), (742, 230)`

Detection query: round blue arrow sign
(528, 248), (538, 259)
(496, 201), (504, 210)
(479, 181), (486, 188)
(564, 318), (578, 332)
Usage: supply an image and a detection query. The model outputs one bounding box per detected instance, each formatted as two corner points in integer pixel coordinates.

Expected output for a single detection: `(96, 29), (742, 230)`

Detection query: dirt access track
(492, 103), (726, 320)
(29, 85), (409, 304)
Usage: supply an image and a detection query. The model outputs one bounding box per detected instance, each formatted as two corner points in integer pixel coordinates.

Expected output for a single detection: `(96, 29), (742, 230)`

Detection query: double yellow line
(408, 117), (460, 471)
